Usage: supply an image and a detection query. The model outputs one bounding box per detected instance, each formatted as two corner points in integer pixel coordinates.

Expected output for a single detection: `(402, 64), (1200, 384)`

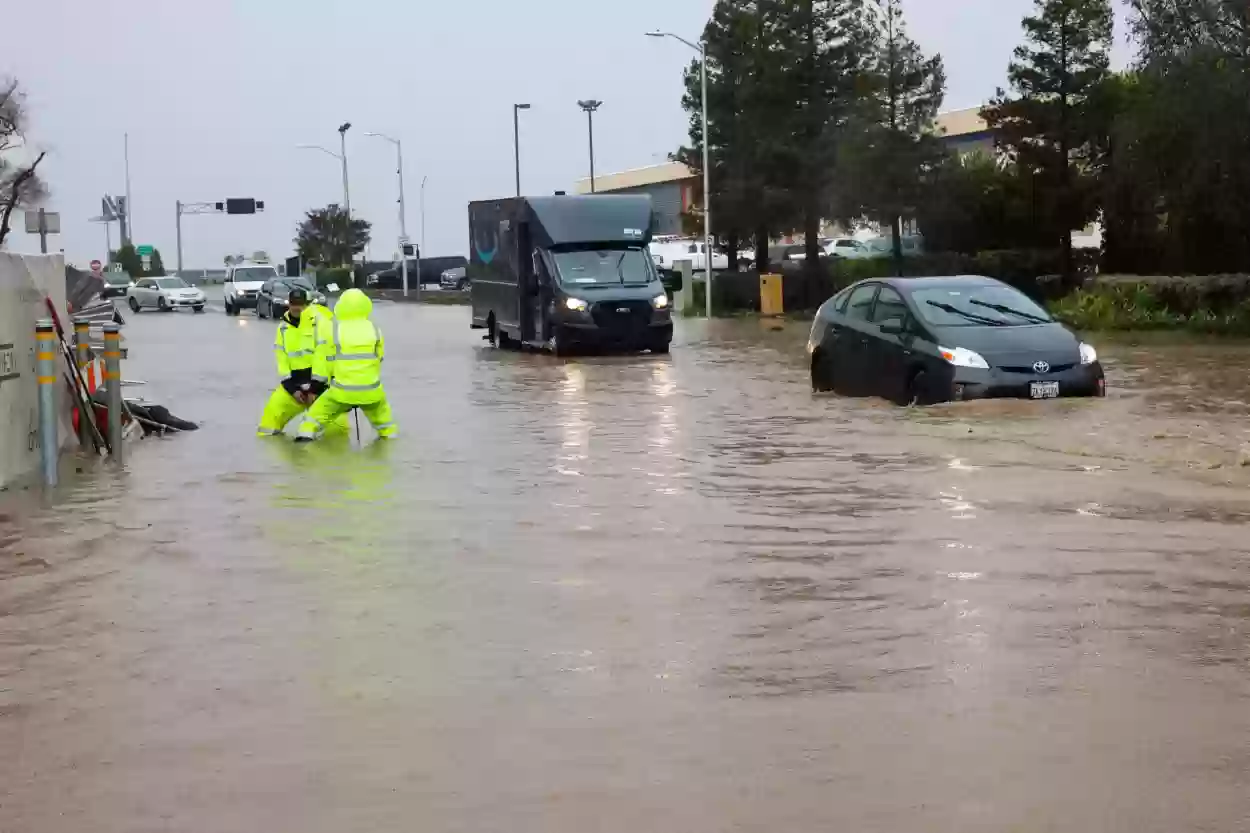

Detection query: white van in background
(650, 237), (729, 273)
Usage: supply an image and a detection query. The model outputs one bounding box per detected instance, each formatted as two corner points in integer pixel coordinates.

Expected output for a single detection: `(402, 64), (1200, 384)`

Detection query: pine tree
(847, 0), (945, 272)
(982, 0), (1113, 280)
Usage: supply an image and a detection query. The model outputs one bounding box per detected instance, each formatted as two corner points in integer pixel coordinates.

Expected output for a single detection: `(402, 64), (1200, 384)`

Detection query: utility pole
(175, 201), (183, 273)
(647, 31), (713, 318)
(124, 133), (133, 245)
(421, 176), (427, 256)
(365, 132), (411, 297)
(577, 100), (603, 193)
(338, 122), (352, 218)
(513, 103), (531, 196)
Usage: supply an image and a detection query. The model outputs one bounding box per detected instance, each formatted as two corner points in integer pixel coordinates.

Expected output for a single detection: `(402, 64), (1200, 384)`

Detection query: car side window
(871, 287), (909, 326)
(845, 284), (878, 321)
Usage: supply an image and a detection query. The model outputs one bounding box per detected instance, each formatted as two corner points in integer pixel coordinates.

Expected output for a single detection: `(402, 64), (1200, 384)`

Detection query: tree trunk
(755, 224), (769, 272)
(726, 230), (740, 271)
(891, 214), (905, 277)
(804, 192), (821, 278)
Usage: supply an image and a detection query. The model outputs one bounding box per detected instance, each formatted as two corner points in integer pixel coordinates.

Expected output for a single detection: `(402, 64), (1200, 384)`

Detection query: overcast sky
(4, 0), (1132, 268)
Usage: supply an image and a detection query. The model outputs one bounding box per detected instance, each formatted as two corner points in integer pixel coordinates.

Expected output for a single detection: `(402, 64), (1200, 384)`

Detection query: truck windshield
(553, 249), (654, 286)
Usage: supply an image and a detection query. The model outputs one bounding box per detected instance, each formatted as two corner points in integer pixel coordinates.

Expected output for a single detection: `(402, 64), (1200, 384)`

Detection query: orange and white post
(102, 323), (124, 464)
(35, 319), (58, 486)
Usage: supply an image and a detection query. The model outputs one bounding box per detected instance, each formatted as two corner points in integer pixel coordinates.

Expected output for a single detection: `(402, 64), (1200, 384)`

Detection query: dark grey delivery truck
(468, 194), (673, 355)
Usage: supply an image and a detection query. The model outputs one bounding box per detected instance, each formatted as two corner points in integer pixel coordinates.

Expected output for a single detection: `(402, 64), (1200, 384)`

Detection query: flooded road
(6, 304), (1250, 831)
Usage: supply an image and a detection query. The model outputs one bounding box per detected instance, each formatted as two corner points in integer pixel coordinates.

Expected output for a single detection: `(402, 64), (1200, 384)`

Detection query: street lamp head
(338, 122), (352, 134)
(577, 99), (603, 112)
(645, 30), (665, 38)
(515, 103), (531, 110)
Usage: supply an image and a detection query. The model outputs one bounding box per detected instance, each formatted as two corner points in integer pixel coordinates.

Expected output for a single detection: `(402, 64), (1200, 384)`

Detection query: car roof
(852, 275), (1004, 291)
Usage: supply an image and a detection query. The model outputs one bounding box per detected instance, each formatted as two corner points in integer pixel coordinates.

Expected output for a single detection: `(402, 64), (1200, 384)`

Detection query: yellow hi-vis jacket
(311, 289), (386, 404)
(274, 303), (332, 380)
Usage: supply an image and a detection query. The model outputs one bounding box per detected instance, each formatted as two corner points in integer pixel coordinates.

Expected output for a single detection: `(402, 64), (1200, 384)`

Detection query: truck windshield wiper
(969, 298), (1050, 323)
(925, 300), (1007, 327)
(615, 252), (628, 284)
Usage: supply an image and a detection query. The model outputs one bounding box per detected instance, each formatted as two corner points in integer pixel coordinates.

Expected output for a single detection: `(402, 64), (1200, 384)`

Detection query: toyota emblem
(1033, 360), (1050, 374)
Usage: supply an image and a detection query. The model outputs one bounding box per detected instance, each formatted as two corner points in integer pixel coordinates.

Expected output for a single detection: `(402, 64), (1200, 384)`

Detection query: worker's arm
(274, 324), (291, 379)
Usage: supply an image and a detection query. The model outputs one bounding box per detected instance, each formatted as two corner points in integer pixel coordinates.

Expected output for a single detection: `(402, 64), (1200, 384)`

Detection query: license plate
(1030, 381), (1060, 399)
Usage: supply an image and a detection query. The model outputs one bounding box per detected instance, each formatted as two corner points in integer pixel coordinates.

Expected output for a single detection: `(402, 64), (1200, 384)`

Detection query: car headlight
(651, 293), (669, 310)
(1079, 342), (1097, 365)
(565, 297), (588, 312)
(939, 346), (990, 369)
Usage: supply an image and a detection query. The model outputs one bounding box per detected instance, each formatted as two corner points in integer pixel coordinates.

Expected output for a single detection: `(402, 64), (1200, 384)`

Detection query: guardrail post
(35, 319), (58, 486)
(103, 323), (123, 464)
(73, 317), (92, 448)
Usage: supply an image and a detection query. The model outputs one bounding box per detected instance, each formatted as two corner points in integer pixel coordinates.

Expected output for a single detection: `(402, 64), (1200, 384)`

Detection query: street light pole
(337, 122), (352, 219)
(513, 103), (531, 197)
(365, 132), (410, 297)
(647, 31), (712, 319)
(577, 100), (602, 193)
(420, 176), (427, 256)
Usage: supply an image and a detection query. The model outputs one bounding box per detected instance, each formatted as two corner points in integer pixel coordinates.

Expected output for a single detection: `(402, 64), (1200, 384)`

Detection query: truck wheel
(650, 340), (671, 355)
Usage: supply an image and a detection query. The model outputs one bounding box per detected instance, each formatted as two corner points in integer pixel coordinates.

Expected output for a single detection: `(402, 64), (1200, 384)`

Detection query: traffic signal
(402, 244), (415, 256)
(225, 198), (257, 215)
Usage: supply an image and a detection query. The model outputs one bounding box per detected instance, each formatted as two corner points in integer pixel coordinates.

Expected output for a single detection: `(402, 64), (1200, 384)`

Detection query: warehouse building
(573, 109), (995, 228)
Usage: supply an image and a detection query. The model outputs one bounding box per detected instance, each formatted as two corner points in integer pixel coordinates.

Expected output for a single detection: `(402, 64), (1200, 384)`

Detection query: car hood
(934, 322), (1082, 363)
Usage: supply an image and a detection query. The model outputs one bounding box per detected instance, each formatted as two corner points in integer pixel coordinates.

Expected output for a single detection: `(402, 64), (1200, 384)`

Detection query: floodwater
(5, 303), (1250, 832)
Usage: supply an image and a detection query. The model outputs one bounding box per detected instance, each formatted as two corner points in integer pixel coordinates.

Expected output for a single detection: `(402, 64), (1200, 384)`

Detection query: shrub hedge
(1049, 275), (1250, 334)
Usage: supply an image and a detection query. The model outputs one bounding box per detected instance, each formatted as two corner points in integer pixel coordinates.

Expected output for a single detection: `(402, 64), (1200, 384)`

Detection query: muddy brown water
(5, 305), (1250, 831)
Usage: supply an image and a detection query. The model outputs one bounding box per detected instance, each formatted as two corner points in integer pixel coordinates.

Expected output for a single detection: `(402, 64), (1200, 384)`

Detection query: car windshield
(912, 285), (1053, 327)
(553, 248), (654, 286)
(234, 267), (277, 281)
(284, 279), (316, 293)
(156, 278), (188, 289)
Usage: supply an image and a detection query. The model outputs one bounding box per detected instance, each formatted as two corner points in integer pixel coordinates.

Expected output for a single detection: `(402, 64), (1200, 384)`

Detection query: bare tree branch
(0, 151), (46, 248)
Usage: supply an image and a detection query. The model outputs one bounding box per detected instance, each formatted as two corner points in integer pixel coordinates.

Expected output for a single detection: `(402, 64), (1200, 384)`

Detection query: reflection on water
(5, 311), (1250, 831)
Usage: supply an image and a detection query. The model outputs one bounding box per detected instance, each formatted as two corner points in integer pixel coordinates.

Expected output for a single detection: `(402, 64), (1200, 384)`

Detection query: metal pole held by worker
(103, 323), (124, 464)
(35, 319), (58, 486)
(73, 318), (92, 449)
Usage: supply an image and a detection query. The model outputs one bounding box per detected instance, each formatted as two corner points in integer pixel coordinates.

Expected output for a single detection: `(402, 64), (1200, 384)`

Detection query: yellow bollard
(760, 273), (784, 317)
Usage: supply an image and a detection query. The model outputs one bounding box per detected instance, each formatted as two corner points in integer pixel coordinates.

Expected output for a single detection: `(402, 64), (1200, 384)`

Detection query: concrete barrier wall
(0, 253), (72, 490)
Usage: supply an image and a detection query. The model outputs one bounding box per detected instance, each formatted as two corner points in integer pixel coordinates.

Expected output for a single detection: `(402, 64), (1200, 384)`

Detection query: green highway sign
(136, 244), (154, 256)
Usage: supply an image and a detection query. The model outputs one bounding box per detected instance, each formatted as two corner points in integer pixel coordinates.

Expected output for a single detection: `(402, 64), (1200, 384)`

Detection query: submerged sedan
(808, 276), (1105, 405)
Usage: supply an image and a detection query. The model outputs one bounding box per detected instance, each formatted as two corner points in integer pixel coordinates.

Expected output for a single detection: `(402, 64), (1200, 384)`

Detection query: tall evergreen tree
(845, 0), (945, 273)
(774, 0), (877, 267)
(982, 0), (1113, 280)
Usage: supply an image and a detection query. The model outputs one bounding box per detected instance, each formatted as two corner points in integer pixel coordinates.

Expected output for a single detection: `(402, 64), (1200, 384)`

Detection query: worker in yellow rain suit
(296, 288), (398, 442)
(257, 288), (346, 436)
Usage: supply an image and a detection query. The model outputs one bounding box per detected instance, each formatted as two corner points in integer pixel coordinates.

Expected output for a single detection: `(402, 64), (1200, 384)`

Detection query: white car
(650, 238), (729, 272)
(127, 276), (206, 313)
(223, 261), (279, 316)
(825, 238), (873, 260)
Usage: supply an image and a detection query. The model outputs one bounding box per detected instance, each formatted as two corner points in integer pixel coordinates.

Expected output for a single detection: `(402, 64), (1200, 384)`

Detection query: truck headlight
(565, 298), (588, 312)
(651, 293), (669, 309)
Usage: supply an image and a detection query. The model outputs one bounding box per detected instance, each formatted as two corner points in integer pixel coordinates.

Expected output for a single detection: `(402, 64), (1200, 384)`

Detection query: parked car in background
(786, 238), (832, 262)
(862, 234), (925, 258)
(440, 266), (469, 290)
(368, 256), (470, 289)
(825, 238), (873, 259)
(808, 275), (1104, 405)
(127, 276), (206, 313)
(101, 271), (133, 299)
(256, 276), (325, 319)
(223, 261), (279, 315)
